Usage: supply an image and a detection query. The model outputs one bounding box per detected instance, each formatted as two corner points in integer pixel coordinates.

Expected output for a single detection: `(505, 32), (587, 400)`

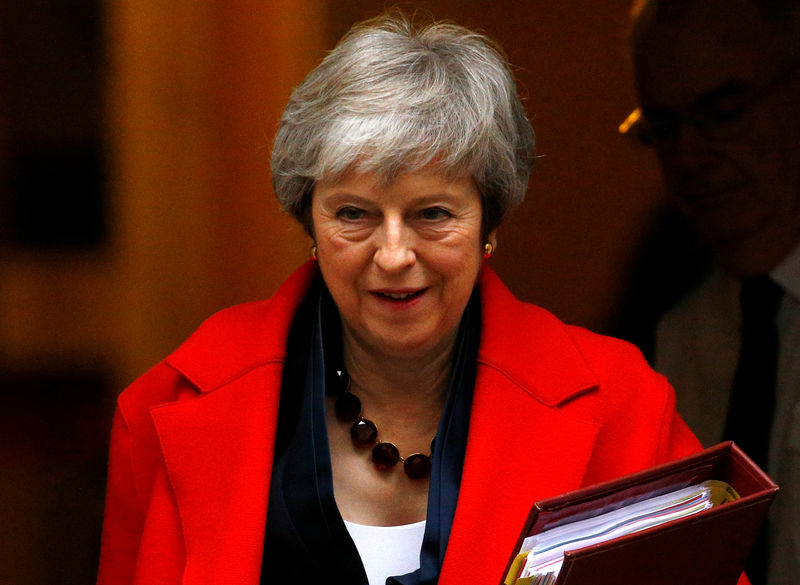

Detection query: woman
(97, 12), (705, 585)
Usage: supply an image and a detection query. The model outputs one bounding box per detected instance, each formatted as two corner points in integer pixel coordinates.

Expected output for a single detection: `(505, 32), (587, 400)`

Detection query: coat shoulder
(479, 266), (663, 409)
(167, 262), (316, 393)
(564, 323), (658, 386)
(112, 299), (282, 437)
(113, 262), (317, 454)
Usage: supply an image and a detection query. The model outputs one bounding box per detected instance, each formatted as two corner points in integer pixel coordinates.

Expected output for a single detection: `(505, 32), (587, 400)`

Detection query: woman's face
(312, 168), (491, 360)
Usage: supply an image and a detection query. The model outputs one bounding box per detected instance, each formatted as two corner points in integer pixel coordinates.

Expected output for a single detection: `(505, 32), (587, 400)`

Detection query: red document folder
(502, 442), (778, 585)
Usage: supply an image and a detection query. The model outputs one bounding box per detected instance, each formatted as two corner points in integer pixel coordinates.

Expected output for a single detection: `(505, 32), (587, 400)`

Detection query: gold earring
(483, 242), (494, 258)
(310, 244), (318, 260)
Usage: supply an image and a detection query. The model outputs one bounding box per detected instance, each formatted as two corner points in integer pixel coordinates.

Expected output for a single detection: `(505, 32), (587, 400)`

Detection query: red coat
(97, 262), (709, 585)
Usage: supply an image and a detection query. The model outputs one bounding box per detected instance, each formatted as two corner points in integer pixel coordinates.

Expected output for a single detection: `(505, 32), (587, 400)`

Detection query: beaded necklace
(329, 369), (434, 479)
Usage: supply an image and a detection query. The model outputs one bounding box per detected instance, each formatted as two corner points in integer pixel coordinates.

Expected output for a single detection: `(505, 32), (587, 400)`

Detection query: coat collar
(165, 261), (317, 391)
(166, 262), (599, 406)
(476, 265), (599, 406)
(153, 262), (601, 585)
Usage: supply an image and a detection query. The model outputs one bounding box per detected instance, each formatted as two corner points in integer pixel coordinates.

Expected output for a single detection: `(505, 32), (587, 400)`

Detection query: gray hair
(271, 11), (535, 235)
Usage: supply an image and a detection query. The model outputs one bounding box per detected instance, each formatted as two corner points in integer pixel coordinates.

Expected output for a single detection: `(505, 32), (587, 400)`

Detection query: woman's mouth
(371, 288), (428, 303)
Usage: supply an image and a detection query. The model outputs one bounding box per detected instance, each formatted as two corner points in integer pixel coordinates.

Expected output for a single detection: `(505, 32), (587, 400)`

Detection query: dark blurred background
(0, 1), (665, 583)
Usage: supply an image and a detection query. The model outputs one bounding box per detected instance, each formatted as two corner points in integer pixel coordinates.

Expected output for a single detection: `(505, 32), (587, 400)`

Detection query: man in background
(624, 1), (799, 584)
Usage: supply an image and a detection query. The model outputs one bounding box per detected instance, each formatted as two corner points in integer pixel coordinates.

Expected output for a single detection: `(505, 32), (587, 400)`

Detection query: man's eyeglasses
(620, 59), (800, 148)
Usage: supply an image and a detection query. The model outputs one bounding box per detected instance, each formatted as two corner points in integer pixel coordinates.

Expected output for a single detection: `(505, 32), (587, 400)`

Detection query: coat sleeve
(654, 374), (703, 464)
(96, 406), (144, 585)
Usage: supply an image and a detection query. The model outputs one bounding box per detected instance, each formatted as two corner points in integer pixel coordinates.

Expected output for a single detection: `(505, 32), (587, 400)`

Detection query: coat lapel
(148, 262), (317, 584)
(439, 267), (602, 584)
(150, 365), (282, 585)
(440, 367), (599, 585)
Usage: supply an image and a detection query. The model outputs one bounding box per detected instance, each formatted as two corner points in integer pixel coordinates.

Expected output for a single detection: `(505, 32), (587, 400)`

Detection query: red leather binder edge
(501, 442), (779, 585)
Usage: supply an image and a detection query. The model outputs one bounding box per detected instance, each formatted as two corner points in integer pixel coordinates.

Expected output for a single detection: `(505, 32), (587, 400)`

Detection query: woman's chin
(359, 327), (454, 361)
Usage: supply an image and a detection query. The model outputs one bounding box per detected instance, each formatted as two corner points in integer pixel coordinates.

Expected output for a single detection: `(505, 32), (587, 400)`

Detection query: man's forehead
(634, 0), (770, 39)
(633, 0), (776, 107)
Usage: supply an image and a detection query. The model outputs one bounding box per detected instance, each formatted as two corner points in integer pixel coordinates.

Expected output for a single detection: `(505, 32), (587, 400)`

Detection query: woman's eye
(337, 206), (365, 221)
(419, 207), (451, 221)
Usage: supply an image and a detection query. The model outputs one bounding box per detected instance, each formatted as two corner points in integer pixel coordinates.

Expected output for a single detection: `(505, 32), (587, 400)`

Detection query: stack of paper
(514, 480), (739, 584)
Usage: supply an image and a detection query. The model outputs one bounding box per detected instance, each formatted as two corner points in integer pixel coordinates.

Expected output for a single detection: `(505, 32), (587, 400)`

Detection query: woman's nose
(373, 218), (415, 272)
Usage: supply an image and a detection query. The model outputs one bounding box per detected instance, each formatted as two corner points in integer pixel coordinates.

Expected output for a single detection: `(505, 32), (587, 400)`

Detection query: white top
(344, 520), (426, 585)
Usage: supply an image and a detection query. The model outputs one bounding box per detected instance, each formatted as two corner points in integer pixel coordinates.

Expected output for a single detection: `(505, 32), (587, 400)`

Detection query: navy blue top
(262, 277), (480, 585)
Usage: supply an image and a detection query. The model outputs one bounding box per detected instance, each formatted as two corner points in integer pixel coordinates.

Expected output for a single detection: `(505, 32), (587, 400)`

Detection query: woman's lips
(369, 288), (428, 305)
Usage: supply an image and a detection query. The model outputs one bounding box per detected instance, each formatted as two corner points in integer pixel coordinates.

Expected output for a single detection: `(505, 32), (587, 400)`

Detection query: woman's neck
(340, 327), (456, 415)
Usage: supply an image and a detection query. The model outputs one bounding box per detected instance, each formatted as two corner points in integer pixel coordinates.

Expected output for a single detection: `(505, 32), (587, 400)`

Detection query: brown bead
(404, 453), (432, 479)
(350, 419), (377, 447)
(372, 442), (400, 469)
(335, 392), (361, 423)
